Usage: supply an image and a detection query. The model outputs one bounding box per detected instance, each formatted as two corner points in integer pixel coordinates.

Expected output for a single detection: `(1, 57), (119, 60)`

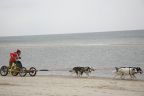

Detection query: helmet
(16, 49), (21, 53)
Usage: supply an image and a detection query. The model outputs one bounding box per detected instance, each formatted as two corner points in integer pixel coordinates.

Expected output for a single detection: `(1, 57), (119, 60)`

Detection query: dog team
(69, 66), (143, 79)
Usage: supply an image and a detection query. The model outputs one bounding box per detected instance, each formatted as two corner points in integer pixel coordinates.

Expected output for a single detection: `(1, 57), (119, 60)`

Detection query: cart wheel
(19, 67), (27, 77)
(0, 66), (8, 76)
(29, 67), (37, 76)
(11, 71), (19, 76)
(11, 66), (19, 76)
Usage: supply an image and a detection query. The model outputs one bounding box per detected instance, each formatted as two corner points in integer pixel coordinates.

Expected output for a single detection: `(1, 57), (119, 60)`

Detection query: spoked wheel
(29, 67), (37, 76)
(11, 66), (19, 76)
(19, 67), (27, 77)
(0, 66), (8, 76)
(11, 71), (19, 76)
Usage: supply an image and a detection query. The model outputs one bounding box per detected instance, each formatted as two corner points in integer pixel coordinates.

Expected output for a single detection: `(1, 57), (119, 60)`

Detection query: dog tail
(69, 70), (73, 72)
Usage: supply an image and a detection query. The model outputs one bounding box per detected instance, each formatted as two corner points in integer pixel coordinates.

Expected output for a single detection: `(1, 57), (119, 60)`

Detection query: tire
(0, 66), (8, 76)
(11, 66), (19, 76)
(11, 71), (19, 76)
(29, 67), (37, 76)
(19, 67), (27, 77)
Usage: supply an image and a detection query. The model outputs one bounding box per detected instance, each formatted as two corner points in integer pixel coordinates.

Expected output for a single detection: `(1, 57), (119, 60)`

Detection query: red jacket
(9, 52), (19, 63)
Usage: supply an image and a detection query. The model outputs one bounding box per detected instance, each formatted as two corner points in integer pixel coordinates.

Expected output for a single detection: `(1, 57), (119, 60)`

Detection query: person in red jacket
(9, 49), (21, 68)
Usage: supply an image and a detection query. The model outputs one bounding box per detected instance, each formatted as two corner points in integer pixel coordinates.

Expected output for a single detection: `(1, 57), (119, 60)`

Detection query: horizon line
(0, 29), (144, 37)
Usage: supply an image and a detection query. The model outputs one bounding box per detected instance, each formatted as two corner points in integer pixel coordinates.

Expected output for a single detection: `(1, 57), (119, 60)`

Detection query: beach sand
(0, 75), (144, 96)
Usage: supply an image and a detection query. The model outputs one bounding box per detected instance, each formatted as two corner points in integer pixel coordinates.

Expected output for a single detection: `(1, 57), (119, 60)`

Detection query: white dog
(113, 67), (143, 79)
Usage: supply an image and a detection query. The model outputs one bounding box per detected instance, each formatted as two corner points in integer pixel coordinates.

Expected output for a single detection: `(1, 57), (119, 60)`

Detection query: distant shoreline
(1, 43), (144, 47)
(0, 29), (143, 37)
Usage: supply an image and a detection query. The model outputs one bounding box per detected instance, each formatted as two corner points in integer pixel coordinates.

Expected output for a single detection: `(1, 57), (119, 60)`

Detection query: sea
(0, 30), (144, 80)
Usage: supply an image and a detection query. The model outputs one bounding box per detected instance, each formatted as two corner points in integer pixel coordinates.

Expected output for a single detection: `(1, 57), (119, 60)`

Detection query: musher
(9, 49), (22, 69)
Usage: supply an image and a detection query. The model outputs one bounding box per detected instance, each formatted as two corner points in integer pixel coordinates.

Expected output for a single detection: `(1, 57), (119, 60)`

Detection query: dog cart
(0, 61), (37, 77)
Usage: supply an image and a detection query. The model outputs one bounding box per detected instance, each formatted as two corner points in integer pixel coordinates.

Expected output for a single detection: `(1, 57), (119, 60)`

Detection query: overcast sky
(0, 0), (144, 36)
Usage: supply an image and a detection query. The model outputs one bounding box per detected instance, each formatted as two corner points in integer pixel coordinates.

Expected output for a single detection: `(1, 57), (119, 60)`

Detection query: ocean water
(0, 30), (144, 79)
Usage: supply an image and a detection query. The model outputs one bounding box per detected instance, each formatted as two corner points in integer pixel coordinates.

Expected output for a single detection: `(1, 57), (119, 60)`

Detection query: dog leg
(113, 73), (118, 79)
(80, 71), (83, 77)
(76, 71), (79, 77)
(132, 74), (137, 79)
(85, 72), (89, 78)
(129, 74), (133, 80)
(120, 74), (124, 79)
(77, 71), (82, 78)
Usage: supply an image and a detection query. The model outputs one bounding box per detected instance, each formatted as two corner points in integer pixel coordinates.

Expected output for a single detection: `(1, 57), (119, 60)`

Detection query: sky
(0, 0), (144, 36)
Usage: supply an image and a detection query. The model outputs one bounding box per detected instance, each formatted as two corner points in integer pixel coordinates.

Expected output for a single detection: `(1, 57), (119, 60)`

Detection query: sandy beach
(0, 75), (144, 96)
